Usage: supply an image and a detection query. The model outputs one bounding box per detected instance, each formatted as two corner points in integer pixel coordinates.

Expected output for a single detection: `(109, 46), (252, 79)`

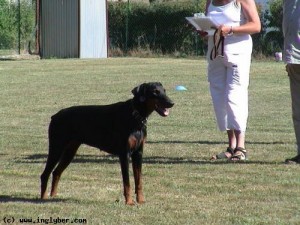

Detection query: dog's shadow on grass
(15, 139), (285, 165)
(147, 140), (286, 145)
(17, 153), (280, 165)
(0, 195), (68, 204)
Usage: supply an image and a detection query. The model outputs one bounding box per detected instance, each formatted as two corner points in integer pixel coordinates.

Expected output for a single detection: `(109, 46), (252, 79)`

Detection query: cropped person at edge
(283, 0), (300, 164)
(199, 0), (261, 161)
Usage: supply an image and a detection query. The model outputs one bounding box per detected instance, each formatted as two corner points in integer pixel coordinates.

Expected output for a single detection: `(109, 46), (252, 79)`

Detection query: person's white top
(207, 0), (253, 54)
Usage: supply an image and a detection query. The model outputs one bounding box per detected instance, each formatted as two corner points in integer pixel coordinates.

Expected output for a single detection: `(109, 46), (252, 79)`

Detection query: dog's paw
(125, 200), (135, 206)
(137, 194), (145, 204)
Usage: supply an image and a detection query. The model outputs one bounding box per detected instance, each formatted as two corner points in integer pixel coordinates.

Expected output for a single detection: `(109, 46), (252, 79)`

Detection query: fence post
(125, 0), (130, 54)
(195, 0), (200, 56)
(36, 0), (40, 55)
(18, 0), (21, 54)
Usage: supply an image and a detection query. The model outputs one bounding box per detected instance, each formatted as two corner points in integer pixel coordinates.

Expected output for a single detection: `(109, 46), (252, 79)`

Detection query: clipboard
(186, 16), (218, 32)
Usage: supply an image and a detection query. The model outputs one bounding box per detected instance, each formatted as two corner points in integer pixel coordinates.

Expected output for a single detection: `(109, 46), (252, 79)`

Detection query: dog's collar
(132, 110), (147, 128)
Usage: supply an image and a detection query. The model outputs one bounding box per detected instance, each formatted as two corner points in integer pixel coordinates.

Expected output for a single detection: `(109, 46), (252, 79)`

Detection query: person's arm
(195, 0), (211, 37)
(219, 0), (261, 36)
(205, 0), (211, 15)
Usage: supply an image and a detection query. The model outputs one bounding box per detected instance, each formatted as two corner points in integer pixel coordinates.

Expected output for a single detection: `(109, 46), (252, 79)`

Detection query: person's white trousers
(208, 53), (251, 132)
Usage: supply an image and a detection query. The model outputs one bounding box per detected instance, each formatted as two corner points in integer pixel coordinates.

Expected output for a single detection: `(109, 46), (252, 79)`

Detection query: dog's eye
(154, 89), (160, 96)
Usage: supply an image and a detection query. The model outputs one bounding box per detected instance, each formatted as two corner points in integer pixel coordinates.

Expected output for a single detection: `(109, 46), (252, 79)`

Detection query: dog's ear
(132, 83), (146, 102)
(131, 85), (140, 96)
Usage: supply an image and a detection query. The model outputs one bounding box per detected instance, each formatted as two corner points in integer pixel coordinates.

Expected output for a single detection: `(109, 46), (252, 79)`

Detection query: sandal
(211, 147), (234, 160)
(230, 147), (247, 161)
(285, 155), (300, 164)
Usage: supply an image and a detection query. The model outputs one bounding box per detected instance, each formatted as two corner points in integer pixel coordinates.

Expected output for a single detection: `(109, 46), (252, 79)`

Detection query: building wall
(40, 0), (107, 59)
(80, 0), (108, 58)
(40, 0), (79, 58)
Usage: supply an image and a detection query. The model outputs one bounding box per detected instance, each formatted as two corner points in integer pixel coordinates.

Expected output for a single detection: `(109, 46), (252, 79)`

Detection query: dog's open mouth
(155, 104), (170, 117)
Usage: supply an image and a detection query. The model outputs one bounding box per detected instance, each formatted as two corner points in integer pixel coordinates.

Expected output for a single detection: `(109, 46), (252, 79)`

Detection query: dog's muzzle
(155, 100), (174, 117)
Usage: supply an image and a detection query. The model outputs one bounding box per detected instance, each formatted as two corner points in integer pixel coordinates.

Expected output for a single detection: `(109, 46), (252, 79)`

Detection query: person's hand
(218, 25), (233, 37)
(196, 30), (208, 38)
(186, 23), (208, 38)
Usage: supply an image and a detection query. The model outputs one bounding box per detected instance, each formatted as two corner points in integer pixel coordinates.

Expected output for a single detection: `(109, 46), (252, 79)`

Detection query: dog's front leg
(119, 154), (134, 205)
(132, 150), (145, 204)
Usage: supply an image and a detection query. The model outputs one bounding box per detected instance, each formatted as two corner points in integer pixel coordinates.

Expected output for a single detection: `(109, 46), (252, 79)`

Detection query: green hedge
(108, 1), (285, 57)
(108, 2), (206, 55)
(0, 0), (16, 49)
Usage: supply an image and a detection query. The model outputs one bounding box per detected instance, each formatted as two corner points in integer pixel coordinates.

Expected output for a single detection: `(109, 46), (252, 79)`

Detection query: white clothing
(208, 53), (251, 132)
(207, 0), (253, 54)
(206, 0), (252, 132)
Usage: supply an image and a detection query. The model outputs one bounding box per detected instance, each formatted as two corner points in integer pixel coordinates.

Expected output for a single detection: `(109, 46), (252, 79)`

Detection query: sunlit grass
(0, 57), (299, 225)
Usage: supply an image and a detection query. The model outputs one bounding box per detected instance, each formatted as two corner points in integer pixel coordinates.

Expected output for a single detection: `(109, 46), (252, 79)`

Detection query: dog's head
(132, 82), (174, 117)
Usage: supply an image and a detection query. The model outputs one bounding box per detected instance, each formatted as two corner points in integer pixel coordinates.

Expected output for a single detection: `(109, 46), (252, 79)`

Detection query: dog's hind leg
(50, 141), (80, 198)
(40, 141), (65, 199)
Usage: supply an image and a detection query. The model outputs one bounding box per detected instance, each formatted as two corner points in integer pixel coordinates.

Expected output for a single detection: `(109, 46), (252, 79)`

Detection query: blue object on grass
(175, 85), (187, 91)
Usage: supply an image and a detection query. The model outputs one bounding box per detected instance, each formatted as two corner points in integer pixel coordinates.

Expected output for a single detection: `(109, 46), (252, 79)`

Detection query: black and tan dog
(40, 82), (174, 205)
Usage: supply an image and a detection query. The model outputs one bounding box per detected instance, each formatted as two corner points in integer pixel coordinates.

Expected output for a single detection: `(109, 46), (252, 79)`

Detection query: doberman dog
(40, 82), (174, 205)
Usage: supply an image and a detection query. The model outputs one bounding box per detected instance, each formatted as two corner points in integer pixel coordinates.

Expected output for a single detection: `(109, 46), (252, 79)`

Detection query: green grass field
(0, 57), (299, 225)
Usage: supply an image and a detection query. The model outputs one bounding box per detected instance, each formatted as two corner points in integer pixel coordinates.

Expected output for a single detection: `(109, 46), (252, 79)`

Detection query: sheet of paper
(186, 16), (218, 32)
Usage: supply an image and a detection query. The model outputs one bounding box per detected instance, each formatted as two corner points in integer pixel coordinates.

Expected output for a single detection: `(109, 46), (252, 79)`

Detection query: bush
(108, 1), (206, 55)
(0, 0), (15, 49)
(261, 0), (283, 56)
(108, 0), (285, 57)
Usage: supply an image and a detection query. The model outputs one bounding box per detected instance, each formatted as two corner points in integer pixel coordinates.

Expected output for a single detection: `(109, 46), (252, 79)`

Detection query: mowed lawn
(0, 57), (299, 225)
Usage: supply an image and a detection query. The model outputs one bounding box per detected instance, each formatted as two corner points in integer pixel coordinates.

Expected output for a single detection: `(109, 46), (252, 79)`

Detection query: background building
(39, 0), (108, 59)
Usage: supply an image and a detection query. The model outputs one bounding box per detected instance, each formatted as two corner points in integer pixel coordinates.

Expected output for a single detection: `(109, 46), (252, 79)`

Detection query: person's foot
(230, 147), (247, 161)
(285, 154), (300, 164)
(211, 147), (234, 160)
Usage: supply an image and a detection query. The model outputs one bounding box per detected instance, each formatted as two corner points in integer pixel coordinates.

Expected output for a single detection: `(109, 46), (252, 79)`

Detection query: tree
(0, 0), (16, 48)
(262, 0), (283, 55)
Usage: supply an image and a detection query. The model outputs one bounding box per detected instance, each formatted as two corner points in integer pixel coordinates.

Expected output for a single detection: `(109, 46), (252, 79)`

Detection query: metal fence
(0, 0), (36, 56)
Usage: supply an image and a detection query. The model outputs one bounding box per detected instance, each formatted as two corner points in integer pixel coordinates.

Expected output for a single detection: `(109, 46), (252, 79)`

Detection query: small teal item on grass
(175, 85), (187, 91)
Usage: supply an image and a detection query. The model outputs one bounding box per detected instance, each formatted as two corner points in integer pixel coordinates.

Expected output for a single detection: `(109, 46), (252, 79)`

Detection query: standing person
(283, 0), (300, 164)
(201, 0), (261, 161)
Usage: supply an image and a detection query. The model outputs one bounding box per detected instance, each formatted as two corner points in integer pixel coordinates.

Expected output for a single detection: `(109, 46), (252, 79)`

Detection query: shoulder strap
(234, 0), (241, 9)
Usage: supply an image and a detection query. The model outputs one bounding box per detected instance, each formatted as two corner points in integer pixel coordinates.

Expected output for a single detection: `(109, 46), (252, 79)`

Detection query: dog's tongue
(156, 105), (171, 117)
(163, 108), (170, 116)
